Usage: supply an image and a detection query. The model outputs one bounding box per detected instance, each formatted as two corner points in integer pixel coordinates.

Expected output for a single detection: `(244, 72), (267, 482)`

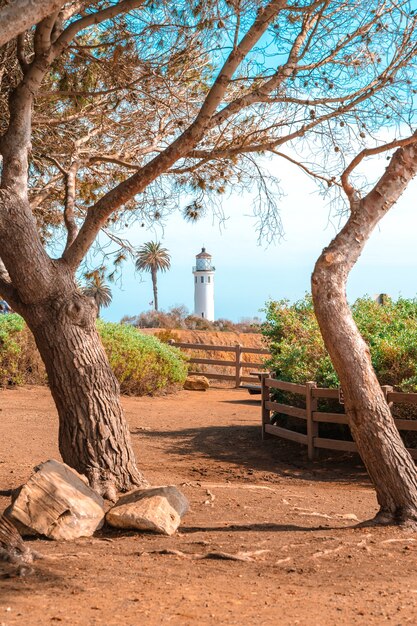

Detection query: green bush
(0, 315), (187, 395)
(262, 295), (417, 392)
(0, 314), (26, 386)
(262, 295), (417, 443)
(0, 314), (45, 387)
(97, 321), (188, 395)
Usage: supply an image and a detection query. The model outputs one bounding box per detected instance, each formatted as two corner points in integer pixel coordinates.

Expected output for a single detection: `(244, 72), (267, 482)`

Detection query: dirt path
(1, 386), (416, 625)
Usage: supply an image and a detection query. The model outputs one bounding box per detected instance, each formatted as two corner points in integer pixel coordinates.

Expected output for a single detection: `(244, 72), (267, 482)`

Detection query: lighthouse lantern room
(193, 247), (215, 321)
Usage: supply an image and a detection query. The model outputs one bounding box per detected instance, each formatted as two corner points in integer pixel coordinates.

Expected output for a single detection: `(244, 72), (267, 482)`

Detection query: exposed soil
(140, 328), (266, 350)
(1, 386), (417, 625)
(142, 328), (268, 378)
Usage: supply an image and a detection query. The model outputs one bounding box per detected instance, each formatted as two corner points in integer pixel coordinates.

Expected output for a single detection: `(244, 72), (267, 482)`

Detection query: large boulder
(5, 460), (105, 540)
(184, 375), (210, 391)
(106, 486), (189, 536)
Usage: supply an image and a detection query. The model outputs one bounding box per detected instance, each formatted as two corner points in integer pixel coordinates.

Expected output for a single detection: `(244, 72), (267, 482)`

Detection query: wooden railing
(261, 375), (417, 460)
(169, 341), (270, 387)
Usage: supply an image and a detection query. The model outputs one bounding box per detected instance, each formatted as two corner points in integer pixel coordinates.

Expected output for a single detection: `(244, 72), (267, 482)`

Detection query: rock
(5, 460), (105, 540)
(339, 513), (359, 521)
(184, 375), (210, 391)
(106, 486), (189, 536)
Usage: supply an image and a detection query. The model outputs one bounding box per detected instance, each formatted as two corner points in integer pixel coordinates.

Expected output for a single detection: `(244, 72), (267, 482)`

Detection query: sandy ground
(0, 386), (417, 626)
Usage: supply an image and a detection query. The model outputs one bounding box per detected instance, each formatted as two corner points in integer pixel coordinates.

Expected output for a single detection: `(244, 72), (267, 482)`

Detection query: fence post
(235, 344), (242, 388)
(382, 385), (394, 410)
(261, 373), (271, 440)
(306, 381), (318, 461)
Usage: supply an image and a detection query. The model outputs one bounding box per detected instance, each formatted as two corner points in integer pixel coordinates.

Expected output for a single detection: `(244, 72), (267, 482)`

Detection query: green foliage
(262, 295), (417, 392)
(82, 268), (113, 311)
(0, 316), (187, 395)
(0, 314), (25, 385)
(135, 242), (171, 274)
(0, 314), (45, 387)
(97, 321), (188, 395)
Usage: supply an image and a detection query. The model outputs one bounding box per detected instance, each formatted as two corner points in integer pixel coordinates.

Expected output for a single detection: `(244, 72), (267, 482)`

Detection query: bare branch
(342, 133), (417, 203)
(271, 150), (341, 188)
(52, 0), (146, 56)
(41, 154), (68, 176)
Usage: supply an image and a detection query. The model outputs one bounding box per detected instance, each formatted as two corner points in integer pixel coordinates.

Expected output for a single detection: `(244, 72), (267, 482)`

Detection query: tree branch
(41, 154), (68, 176)
(0, 0), (66, 47)
(52, 0), (146, 56)
(341, 133), (417, 203)
(271, 150), (341, 188)
(64, 162), (79, 251)
(16, 33), (29, 73)
(0, 258), (19, 308)
(62, 0), (288, 269)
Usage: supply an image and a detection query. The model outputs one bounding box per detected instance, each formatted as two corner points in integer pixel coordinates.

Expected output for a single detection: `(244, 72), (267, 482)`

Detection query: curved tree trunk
(22, 289), (147, 500)
(151, 269), (158, 311)
(312, 147), (417, 527)
(0, 193), (146, 502)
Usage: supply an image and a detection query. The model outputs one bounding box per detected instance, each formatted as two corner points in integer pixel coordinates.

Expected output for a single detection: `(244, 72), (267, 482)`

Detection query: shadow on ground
(132, 424), (369, 486)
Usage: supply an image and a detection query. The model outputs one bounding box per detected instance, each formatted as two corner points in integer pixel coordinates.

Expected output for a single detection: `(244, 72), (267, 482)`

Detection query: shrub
(262, 295), (417, 442)
(262, 295), (417, 392)
(0, 314), (45, 387)
(0, 315), (187, 395)
(122, 305), (261, 332)
(97, 321), (188, 395)
(154, 329), (181, 344)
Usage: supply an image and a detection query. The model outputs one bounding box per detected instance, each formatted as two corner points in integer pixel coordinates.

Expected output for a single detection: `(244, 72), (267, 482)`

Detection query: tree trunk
(312, 152), (417, 526)
(152, 269), (158, 311)
(0, 191), (147, 500)
(22, 290), (147, 501)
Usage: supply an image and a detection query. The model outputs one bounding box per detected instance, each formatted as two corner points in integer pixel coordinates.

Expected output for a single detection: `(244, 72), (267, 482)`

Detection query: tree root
(358, 507), (417, 530)
(86, 467), (149, 502)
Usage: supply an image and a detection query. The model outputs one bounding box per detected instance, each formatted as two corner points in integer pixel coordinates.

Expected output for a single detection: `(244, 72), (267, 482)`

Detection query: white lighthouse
(193, 247), (215, 321)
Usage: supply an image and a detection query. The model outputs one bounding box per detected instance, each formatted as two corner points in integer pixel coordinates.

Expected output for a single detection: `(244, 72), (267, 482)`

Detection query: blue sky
(102, 153), (417, 323)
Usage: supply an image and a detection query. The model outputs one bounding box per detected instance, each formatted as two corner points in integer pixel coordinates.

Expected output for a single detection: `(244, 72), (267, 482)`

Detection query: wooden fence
(169, 341), (269, 387)
(261, 375), (417, 460)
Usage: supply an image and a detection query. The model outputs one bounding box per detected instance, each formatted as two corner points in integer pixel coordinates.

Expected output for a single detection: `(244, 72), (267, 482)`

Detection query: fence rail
(168, 340), (269, 387)
(261, 375), (417, 460)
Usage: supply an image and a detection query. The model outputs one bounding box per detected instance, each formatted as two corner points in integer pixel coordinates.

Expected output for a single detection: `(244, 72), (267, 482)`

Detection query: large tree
(312, 136), (417, 528)
(1, 0), (417, 500)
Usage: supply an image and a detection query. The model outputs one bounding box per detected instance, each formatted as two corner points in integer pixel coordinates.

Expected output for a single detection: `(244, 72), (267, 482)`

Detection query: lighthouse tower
(193, 247), (215, 321)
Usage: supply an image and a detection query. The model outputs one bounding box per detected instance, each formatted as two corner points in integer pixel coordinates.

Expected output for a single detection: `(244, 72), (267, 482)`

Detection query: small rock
(5, 460), (105, 540)
(184, 376), (210, 391)
(106, 486), (189, 536)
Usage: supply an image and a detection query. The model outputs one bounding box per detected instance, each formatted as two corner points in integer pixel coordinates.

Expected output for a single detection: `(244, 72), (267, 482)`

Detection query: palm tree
(83, 271), (112, 315)
(135, 242), (171, 311)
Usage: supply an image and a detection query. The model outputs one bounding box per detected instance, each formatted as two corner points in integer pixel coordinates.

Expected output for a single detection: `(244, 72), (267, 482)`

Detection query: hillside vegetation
(0, 315), (187, 395)
(122, 306), (261, 333)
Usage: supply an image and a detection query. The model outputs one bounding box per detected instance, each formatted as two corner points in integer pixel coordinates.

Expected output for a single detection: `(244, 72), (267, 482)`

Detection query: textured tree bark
(0, 190), (146, 499)
(22, 289), (147, 501)
(312, 146), (417, 527)
(0, 0), (65, 47)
